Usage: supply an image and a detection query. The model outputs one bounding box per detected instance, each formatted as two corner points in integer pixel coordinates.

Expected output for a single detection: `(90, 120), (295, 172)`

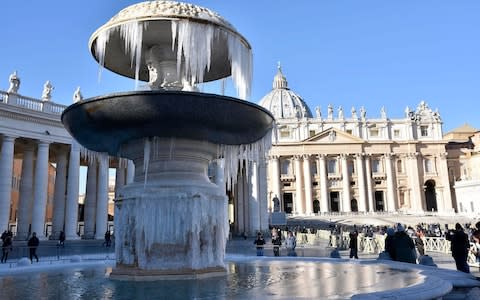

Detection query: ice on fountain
(119, 21), (148, 89)
(172, 19), (252, 99)
(95, 19), (252, 99)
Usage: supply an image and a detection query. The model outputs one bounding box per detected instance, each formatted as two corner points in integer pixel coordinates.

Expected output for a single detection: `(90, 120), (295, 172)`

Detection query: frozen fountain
(61, 1), (273, 280)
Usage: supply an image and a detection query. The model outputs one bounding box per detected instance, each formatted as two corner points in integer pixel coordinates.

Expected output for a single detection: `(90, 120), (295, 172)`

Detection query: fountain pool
(0, 258), (426, 299)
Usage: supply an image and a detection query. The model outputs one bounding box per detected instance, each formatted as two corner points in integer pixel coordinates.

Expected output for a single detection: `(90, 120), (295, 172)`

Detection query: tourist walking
(104, 230), (111, 247)
(393, 224), (416, 264)
(285, 231), (297, 257)
(446, 223), (470, 273)
(253, 232), (266, 256)
(349, 226), (359, 259)
(58, 231), (66, 247)
(271, 228), (282, 256)
(415, 228), (425, 257)
(384, 227), (396, 260)
(28, 232), (40, 263)
(1, 233), (12, 263)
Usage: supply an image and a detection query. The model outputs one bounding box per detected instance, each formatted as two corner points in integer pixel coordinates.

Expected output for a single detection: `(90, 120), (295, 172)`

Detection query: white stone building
(259, 66), (454, 215)
(453, 130), (480, 214)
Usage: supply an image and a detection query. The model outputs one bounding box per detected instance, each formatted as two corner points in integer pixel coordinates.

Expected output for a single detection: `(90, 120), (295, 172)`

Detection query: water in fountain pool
(0, 260), (420, 299)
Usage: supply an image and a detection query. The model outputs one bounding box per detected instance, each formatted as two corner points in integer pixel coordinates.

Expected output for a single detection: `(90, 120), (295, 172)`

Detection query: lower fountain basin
(61, 91), (274, 156)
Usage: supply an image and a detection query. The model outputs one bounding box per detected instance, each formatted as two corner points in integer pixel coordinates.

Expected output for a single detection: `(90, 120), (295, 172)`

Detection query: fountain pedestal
(110, 138), (228, 280)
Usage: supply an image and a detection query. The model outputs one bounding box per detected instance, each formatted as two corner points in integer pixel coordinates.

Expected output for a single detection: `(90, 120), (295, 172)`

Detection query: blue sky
(1, 0), (479, 134)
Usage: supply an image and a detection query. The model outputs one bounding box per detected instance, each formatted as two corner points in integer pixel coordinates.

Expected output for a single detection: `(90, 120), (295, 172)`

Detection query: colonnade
(0, 135), (135, 240)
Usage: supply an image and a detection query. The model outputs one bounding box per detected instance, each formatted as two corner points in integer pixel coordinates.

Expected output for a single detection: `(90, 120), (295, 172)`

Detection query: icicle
(119, 21), (146, 90)
(94, 29), (110, 82)
(143, 137), (151, 187)
(171, 20), (252, 99)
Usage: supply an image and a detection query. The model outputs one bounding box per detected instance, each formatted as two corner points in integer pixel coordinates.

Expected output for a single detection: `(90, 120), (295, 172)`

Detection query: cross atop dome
(273, 61), (288, 90)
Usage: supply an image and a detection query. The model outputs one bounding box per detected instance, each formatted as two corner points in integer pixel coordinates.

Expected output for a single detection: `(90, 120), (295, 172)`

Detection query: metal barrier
(0, 243), (115, 267)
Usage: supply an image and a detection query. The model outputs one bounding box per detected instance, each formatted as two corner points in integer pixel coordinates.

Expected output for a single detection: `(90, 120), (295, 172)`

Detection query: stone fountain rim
(61, 90), (275, 156)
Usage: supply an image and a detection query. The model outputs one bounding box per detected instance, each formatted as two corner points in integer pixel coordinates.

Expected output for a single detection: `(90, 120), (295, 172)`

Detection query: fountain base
(109, 265), (226, 281)
(112, 139), (229, 279)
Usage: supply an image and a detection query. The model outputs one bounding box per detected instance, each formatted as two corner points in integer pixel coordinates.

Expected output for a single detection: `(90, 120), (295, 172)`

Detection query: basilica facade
(259, 67), (455, 216)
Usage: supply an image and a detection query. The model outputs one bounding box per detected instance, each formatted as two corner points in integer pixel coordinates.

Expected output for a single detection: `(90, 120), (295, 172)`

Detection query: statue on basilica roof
(338, 106), (344, 119)
(7, 71), (20, 93)
(360, 106), (366, 120)
(315, 106), (321, 119)
(327, 104), (333, 120)
(41, 80), (53, 101)
(351, 106), (358, 120)
(381, 106), (387, 119)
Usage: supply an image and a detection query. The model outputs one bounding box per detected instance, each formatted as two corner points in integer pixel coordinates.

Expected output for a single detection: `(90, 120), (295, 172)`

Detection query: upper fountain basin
(61, 91), (275, 156)
(89, 0), (251, 82)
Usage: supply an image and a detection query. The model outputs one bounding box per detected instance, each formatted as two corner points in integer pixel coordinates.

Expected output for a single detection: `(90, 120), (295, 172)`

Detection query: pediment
(304, 127), (364, 143)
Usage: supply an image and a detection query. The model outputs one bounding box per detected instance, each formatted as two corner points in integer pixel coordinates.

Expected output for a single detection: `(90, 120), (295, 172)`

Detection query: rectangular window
(394, 129), (400, 138)
(372, 159), (381, 173)
(328, 159), (337, 174)
(280, 130), (290, 138)
(425, 158), (433, 173)
(346, 129), (353, 135)
(309, 130), (316, 137)
(420, 126), (429, 137)
(370, 129), (379, 137)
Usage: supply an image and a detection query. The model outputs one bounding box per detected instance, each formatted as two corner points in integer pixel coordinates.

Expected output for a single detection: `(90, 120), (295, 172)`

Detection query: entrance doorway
(425, 180), (437, 212)
(313, 200), (320, 213)
(374, 191), (384, 211)
(283, 193), (293, 214)
(330, 192), (339, 212)
(351, 199), (358, 212)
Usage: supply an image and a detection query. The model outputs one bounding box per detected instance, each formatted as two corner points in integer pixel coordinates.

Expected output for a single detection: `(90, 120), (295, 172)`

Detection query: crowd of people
(253, 220), (480, 275)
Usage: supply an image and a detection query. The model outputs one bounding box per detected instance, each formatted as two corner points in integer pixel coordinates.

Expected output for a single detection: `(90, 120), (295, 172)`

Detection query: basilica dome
(258, 66), (313, 119)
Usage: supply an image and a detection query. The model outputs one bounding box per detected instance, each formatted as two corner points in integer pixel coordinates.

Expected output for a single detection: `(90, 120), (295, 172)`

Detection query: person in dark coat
(415, 228), (425, 257)
(253, 232), (266, 256)
(104, 230), (111, 247)
(28, 232), (40, 263)
(271, 228), (282, 256)
(384, 227), (396, 260)
(446, 223), (470, 273)
(58, 231), (66, 247)
(349, 226), (359, 259)
(1, 234), (12, 263)
(393, 224), (416, 264)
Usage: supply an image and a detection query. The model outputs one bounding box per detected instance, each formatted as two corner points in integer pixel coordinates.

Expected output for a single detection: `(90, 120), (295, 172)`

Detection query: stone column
(364, 155), (374, 212)
(51, 149), (68, 239)
(249, 161), (260, 234)
(126, 160), (135, 184)
(95, 154), (109, 240)
(115, 160), (127, 198)
(438, 153), (453, 212)
(303, 155), (313, 215)
(294, 155), (304, 214)
(271, 156), (281, 210)
(16, 143), (34, 240)
(355, 154), (367, 212)
(385, 153), (397, 212)
(341, 154), (351, 212)
(0, 136), (15, 231)
(31, 141), (50, 239)
(258, 158), (269, 231)
(407, 152), (423, 212)
(236, 169), (245, 234)
(65, 142), (80, 240)
(83, 159), (98, 239)
(318, 154), (329, 213)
